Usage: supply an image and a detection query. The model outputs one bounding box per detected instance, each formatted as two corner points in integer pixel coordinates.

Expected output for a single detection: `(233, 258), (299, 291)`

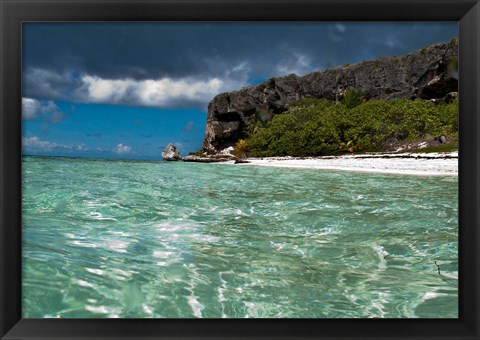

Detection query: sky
(22, 22), (458, 160)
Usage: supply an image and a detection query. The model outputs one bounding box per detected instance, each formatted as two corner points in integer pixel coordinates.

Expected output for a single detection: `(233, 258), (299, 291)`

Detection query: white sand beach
(231, 152), (458, 176)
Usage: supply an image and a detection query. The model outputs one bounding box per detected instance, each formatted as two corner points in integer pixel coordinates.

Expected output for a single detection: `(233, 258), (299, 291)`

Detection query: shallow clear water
(22, 156), (458, 318)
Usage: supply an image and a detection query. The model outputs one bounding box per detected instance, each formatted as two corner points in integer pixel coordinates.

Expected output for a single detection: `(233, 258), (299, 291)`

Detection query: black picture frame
(1, 0), (479, 339)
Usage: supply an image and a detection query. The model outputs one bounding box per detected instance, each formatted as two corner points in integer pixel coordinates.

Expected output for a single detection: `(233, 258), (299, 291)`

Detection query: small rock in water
(162, 144), (181, 161)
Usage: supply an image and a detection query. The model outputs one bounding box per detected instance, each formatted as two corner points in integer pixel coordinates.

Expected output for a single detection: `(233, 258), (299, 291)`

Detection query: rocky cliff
(202, 38), (458, 153)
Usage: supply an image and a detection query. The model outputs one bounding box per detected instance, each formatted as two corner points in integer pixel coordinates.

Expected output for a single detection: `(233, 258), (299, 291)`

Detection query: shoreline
(226, 152), (459, 177)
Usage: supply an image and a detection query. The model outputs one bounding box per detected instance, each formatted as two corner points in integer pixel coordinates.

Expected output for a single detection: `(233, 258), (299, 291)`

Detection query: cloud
(23, 68), (249, 109)
(182, 121), (194, 132)
(23, 23), (458, 81)
(113, 143), (132, 154)
(22, 97), (65, 123)
(22, 23), (457, 109)
(328, 23), (348, 42)
(22, 136), (90, 155)
(79, 76), (133, 102)
(225, 62), (251, 79)
(276, 52), (315, 76)
(78, 75), (232, 108)
(22, 98), (40, 120)
(23, 68), (81, 100)
(22, 135), (71, 152)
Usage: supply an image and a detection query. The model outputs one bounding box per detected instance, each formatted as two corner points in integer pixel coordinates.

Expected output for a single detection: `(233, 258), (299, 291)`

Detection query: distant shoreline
(227, 152), (459, 177)
(23, 152), (459, 176)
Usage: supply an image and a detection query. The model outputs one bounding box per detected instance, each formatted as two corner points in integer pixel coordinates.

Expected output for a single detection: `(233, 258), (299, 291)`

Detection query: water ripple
(22, 157), (458, 318)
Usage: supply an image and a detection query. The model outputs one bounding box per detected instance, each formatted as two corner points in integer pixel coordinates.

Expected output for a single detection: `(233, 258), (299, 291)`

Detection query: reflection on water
(22, 156), (458, 318)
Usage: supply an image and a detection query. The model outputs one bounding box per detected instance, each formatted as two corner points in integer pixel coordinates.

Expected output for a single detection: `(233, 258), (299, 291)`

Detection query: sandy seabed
(230, 152), (458, 176)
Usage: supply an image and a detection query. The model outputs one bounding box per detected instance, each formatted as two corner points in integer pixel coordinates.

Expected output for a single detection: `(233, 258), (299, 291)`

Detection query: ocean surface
(22, 156), (458, 318)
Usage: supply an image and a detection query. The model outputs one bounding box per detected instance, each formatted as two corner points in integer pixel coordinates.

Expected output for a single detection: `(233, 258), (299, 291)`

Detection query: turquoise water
(22, 156), (458, 318)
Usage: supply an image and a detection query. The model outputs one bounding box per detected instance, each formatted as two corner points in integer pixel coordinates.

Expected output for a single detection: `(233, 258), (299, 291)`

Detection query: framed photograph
(1, 0), (479, 339)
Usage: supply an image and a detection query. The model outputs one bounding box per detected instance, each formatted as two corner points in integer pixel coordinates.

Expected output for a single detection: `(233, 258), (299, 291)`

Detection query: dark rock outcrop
(183, 154), (234, 163)
(162, 144), (181, 161)
(202, 38), (458, 153)
(431, 91), (458, 104)
(234, 159), (250, 164)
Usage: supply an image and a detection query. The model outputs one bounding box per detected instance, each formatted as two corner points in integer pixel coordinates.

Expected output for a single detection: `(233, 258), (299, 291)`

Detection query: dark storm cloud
(22, 68), (83, 100)
(23, 22), (458, 106)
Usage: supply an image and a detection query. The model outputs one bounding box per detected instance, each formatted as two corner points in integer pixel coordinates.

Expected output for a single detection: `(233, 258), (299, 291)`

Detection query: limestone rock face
(162, 144), (181, 161)
(202, 38), (458, 153)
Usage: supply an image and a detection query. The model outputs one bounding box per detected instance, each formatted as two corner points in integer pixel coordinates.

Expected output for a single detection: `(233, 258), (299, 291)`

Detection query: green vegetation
(233, 139), (249, 158)
(448, 57), (459, 78)
(246, 108), (269, 134)
(245, 97), (458, 157)
(342, 87), (364, 109)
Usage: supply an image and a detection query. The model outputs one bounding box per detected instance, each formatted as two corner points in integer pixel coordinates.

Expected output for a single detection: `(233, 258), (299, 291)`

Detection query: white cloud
(113, 143), (132, 154)
(22, 98), (40, 120)
(25, 66), (250, 109)
(22, 97), (65, 123)
(276, 52), (314, 76)
(78, 74), (239, 108)
(22, 135), (89, 154)
(81, 76), (133, 102)
(226, 62), (251, 78)
(22, 136), (71, 152)
(328, 23), (348, 42)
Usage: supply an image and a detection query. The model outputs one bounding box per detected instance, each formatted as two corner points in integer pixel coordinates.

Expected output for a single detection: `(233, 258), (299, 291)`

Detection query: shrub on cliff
(233, 139), (249, 158)
(342, 87), (364, 109)
(246, 98), (458, 157)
